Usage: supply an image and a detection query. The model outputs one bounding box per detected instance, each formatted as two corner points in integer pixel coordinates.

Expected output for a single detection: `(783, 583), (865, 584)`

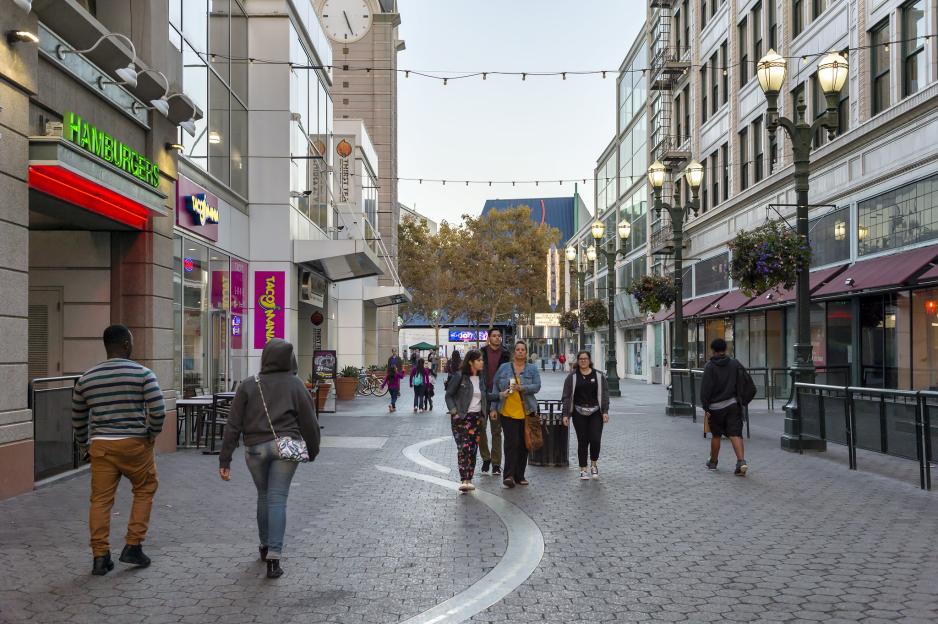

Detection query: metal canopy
(364, 285), (412, 307)
(293, 239), (384, 282)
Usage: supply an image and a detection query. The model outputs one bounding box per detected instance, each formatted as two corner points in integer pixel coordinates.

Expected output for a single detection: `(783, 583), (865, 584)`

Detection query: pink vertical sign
(230, 259), (247, 349)
(253, 271), (285, 349)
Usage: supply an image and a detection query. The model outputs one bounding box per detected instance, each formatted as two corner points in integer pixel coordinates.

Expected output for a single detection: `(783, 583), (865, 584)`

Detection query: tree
(398, 218), (462, 353)
(461, 206), (560, 330)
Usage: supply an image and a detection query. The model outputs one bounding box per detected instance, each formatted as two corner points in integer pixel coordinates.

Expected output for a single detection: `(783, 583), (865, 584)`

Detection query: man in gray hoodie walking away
(699, 338), (749, 476)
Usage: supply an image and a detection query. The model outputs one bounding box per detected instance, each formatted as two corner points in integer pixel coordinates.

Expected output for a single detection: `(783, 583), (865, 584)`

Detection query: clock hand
(343, 10), (354, 35)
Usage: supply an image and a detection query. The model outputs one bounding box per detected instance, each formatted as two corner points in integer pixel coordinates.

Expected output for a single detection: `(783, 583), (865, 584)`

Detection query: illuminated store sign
(176, 175), (220, 241)
(64, 111), (160, 188)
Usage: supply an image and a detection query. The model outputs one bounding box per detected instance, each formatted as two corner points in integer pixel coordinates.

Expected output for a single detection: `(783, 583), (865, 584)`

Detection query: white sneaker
(458, 482), (469, 492)
(579, 470), (590, 480)
(591, 466), (599, 479)
(465, 483), (476, 491)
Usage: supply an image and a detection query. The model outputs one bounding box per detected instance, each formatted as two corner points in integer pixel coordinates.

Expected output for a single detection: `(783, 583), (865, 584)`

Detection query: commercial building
(399, 202), (438, 234)
(641, 0), (938, 391)
(330, 0), (404, 371)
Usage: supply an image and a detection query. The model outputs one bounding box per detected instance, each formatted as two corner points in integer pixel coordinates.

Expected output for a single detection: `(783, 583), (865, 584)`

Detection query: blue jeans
(389, 388), (400, 407)
(244, 439), (298, 559)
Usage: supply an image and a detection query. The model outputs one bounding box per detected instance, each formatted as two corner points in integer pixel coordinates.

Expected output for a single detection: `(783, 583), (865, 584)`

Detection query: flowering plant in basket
(729, 220), (811, 297)
(559, 310), (579, 333)
(626, 275), (677, 315)
(581, 299), (608, 329)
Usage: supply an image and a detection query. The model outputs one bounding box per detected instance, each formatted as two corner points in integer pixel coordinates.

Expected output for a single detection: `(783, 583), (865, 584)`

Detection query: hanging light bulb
(562, 72), (566, 80)
(522, 73), (527, 81)
(482, 73), (487, 80)
(443, 78), (448, 86)
(405, 70), (410, 78)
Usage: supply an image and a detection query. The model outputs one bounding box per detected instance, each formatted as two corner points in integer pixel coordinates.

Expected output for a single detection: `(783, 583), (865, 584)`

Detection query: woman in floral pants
(444, 350), (487, 492)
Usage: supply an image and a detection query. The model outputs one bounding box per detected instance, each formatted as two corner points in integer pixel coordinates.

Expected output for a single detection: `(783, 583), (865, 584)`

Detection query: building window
(902, 0), (926, 98)
(711, 52), (719, 114)
(752, 117), (764, 183)
(769, 133), (778, 174)
(738, 17), (749, 87)
(695, 252), (730, 295)
(859, 173), (938, 255)
(739, 127), (749, 191)
(674, 93), (682, 142)
(791, 81), (806, 123)
(701, 0), (708, 28)
(720, 41), (728, 105)
(701, 66), (708, 123)
(711, 153), (720, 207)
(683, 85), (691, 140)
(675, 7), (682, 50)
(721, 143), (729, 201)
(768, 0), (777, 50)
(838, 59), (850, 134)
(812, 74), (827, 148)
(683, 0), (690, 53)
(812, 0), (826, 21)
(752, 2), (763, 66)
(792, 0), (804, 37)
(810, 206), (850, 267)
(871, 20), (891, 114)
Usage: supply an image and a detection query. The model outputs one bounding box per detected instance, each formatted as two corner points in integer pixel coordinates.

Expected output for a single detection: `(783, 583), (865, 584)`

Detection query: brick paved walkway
(2, 373), (937, 623)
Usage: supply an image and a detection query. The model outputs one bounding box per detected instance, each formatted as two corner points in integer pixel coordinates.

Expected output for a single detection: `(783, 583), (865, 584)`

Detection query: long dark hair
(449, 350), (462, 372)
(461, 350), (482, 375)
(416, 358), (425, 373)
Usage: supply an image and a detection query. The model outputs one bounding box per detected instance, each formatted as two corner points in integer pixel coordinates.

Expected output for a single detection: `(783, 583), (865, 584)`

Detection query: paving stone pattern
(1, 372), (937, 623)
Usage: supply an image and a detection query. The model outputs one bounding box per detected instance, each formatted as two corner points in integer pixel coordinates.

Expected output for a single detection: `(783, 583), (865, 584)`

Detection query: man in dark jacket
(699, 338), (749, 475)
(479, 329), (510, 475)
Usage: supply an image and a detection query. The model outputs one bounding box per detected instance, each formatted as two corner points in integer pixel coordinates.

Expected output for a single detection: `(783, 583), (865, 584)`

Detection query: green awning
(408, 342), (437, 350)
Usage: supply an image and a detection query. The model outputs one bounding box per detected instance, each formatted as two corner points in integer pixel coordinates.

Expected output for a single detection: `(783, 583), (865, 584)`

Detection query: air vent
(28, 304), (49, 381)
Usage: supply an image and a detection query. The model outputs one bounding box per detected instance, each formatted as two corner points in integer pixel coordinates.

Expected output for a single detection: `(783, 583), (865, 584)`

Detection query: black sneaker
(492, 465), (501, 476)
(119, 544), (151, 567)
(266, 559), (283, 578)
(92, 553), (114, 576)
(481, 460), (491, 474)
(706, 459), (718, 471)
(735, 459), (749, 476)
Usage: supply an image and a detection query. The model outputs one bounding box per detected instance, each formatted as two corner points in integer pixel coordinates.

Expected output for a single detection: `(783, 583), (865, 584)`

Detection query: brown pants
(89, 438), (159, 556)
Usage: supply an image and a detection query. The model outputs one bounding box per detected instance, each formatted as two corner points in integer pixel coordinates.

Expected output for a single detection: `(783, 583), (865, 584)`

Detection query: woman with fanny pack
(218, 339), (321, 578)
(492, 340), (541, 488)
(561, 350), (609, 480)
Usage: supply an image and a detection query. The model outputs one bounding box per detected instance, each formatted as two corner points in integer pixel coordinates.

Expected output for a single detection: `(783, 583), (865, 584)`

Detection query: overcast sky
(396, 0), (639, 227)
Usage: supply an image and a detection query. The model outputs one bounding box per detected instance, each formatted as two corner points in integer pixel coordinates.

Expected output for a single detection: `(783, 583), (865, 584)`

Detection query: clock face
(320, 0), (373, 43)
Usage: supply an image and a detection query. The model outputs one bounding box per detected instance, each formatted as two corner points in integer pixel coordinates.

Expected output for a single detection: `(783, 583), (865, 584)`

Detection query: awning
(814, 246), (938, 298)
(743, 264), (847, 309)
(364, 285), (412, 307)
(28, 137), (168, 230)
(915, 262), (938, 283)
(293, 239), (384, 282)
(682, 292), (727, 317)
(699, 290), (754, 316)
(647, 306), (673, 323)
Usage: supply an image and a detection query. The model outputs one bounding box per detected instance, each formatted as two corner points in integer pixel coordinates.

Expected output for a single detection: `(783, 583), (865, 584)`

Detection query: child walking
(382, 366), (404, 412)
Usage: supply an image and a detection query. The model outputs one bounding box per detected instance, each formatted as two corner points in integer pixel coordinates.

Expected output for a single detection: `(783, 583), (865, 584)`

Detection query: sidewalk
(0, 373), (936, 623)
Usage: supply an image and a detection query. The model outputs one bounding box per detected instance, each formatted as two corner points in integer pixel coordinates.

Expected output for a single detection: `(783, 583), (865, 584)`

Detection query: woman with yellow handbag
(492, 341), (541, 488)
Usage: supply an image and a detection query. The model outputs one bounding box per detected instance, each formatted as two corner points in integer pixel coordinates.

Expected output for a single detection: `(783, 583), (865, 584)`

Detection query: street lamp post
(565, 245), (590, 353)
(757, 49), (848, 452)
(648, 159), (704, 416)
(588, 218), (632, 398)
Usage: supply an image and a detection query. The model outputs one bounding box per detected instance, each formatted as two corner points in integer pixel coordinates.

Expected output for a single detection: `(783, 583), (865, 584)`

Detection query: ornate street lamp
(590, 217), (632, 397)
(566, 244), (589, 351)
(648, 159), (704, 415)
(756, 48), (848, 452)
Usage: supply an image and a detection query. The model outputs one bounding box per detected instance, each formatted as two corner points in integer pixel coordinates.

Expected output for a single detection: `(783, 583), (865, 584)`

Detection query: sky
(396, 0), (640, 227)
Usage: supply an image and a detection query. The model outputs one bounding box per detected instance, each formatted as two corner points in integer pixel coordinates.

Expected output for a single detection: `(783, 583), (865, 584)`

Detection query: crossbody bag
(255, 374), (309, 463)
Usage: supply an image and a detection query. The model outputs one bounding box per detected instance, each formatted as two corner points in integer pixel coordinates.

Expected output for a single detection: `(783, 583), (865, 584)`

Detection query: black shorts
(708, 403), (743, 438)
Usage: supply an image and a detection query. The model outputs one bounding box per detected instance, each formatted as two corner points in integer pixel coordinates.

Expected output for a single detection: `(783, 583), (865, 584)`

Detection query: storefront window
(231, 259), (248, 384)
(209, 255), (230, 392)
(735, 314), (750, 367)
(910, 289), (938, 389)
(173, 236), (183, 390)
(860, 294), (898, 388)
(182, 242), (209, 396)
(859, 173), (938, 255)
(750, 312), (767, 367)
(826, 300), (852, 370)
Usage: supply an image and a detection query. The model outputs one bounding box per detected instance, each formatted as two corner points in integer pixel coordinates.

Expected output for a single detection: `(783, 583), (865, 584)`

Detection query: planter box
(315, 383), (331, 411)
(335, 377), (357, 400)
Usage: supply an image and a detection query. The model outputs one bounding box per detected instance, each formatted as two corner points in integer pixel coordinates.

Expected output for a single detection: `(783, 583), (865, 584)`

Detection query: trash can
(529, 399), (569, 467)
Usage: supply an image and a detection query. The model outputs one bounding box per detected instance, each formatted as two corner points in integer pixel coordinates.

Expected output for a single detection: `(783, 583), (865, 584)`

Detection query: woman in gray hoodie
(219, 339), (320, 578)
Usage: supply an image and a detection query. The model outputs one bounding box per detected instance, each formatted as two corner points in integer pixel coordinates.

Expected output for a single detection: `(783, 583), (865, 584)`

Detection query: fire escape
(648, 0), (691, 256)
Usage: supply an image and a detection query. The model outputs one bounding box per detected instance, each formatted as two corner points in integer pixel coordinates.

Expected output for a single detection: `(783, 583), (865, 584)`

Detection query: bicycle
(356, 368), (389, 397)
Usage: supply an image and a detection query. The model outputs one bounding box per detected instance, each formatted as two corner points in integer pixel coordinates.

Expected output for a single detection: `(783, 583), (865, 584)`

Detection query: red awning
(699, 290), (754, 316)
(743, 264), (848, 309)
(917, 263), (938, 283)
(813, 246), (938, 297)
(28, 164), (151, 230)
(682, 292), (727, 317)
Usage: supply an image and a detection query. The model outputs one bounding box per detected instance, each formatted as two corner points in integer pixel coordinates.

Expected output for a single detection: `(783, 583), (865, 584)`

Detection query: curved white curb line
(375, 465), (545, 624)
(402, 436), (452, 474)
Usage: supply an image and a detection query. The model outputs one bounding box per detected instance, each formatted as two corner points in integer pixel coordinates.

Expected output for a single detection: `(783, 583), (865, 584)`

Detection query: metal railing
(795, 383), (933, 490)
(29, 375), (82, 480)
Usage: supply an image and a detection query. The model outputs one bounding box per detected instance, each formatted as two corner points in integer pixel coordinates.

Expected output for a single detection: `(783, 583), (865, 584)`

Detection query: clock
(319, 0), (373, 44)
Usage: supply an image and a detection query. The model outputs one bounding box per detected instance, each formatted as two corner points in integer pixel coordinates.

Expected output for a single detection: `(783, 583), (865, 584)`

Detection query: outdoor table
(175, 398), (212, 448)
(202, 393), (236, 455)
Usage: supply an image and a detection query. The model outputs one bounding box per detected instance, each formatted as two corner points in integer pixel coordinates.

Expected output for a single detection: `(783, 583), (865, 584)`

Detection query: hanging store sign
(335, 137), (355, 204)
(64, 111), (160, 188)
(175, 175), (220, 241)
(254, 271), (285, 349)
(546, 243), (560, 311)
(534, 313), (561, 327)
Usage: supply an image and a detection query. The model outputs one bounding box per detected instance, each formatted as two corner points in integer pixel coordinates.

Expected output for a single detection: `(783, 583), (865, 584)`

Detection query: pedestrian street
(2, 372), (938, 624)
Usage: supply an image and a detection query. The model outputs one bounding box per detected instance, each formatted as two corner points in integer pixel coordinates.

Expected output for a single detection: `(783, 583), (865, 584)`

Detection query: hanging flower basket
(581, 299), (608, 329)
(559, 310), (579, 332)
(729, 220), (811, 297)
(626, 275), (677, 315)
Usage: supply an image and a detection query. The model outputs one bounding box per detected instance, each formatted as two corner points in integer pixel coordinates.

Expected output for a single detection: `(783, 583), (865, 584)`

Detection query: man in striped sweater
(72, 324), (165, 576)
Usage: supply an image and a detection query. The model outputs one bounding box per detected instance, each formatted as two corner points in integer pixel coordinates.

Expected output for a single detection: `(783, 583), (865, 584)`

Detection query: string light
(562, 72), (566, 80)
(522, 73), (527, 81)
(482, 72), (487, 80)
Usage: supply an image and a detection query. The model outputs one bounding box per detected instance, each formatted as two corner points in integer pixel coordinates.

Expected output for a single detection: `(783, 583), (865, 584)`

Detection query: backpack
(736, 362), (757, 406)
